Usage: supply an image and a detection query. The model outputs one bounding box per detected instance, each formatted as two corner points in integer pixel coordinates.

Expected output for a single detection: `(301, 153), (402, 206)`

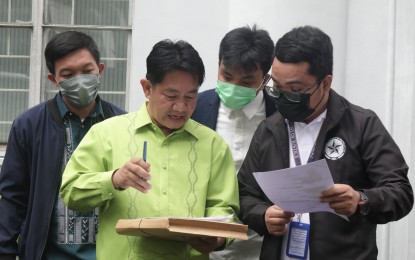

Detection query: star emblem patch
(324, 137), (346, 160)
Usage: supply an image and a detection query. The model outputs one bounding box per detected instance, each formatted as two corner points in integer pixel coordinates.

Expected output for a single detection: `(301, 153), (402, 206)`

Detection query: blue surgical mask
(58, 74), (100, 109)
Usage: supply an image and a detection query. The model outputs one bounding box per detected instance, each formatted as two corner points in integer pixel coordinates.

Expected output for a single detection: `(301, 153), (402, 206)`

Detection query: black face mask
(275, 93), (315, 122)
(275, 90), (325, 122)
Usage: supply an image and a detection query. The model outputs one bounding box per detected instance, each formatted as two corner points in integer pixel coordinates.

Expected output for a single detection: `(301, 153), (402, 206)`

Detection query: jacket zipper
(37, 129), (65, 259)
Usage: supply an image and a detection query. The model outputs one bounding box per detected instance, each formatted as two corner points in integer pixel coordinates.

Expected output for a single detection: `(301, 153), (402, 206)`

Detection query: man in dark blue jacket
(0, 31), (125, 260)
(191, 25), (276, 260)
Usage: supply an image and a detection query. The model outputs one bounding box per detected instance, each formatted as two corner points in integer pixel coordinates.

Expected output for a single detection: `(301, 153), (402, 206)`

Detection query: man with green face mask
(191, 25), (276, 260)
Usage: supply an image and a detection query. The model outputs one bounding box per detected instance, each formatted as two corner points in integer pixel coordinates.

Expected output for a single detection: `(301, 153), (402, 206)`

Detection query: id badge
(286, 221), (310, 259)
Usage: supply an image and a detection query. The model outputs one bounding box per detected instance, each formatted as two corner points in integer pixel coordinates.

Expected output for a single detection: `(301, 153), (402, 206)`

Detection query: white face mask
(58, 74), (100, 108)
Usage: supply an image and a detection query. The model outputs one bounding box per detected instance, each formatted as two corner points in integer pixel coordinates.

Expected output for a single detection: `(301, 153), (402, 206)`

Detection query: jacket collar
(263, 89), (278, 117)
(48, 94), (114, 125)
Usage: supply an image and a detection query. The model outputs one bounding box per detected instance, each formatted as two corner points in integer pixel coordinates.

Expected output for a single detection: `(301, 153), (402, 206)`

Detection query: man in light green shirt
(60, 39), (239, 260)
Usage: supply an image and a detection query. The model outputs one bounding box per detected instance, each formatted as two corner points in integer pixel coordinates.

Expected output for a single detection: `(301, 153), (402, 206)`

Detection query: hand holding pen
(111, 141), (152, 193)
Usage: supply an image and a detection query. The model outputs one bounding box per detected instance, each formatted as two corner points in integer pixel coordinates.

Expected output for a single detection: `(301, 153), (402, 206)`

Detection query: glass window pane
(41, 28), (127, 109)
(98, 93), (125, 109)
(0, 28), (31, 57)
(0, 0), (32, 23)
(45, 0), (130, 26)
(0, 92), (29, 143)
(75, 0), (129, 26)
(45, 0), (72, 24)
(11, 0), (32, 22)
(84, 30), (128, 58)
(0, 0), (8, 22)
(0, 57), (30, 90)
(0, 28), (8, 54)
(0, 57), (30, 89)
(100, 60), (126, 92)
(0, 28), (31, 143)
(10, 28), (31, 55)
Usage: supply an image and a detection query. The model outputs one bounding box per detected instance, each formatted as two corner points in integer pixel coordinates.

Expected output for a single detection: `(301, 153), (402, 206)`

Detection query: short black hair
(44, 31), (100, 75)
(145, 39), (205, 87)
(219, 25), (274, 76)
(275, 25), (333, 80)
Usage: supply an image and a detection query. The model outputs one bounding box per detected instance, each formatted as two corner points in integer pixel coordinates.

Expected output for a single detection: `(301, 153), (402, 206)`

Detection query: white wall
(129, 0), (350, 110)
(129, 0), (230, 111)
(129, 1), (415, 259)
(228, 0), (349, 97)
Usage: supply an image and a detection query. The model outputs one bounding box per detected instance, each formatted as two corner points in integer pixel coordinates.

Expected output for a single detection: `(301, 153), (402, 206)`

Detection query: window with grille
(0, 0), (132, 145)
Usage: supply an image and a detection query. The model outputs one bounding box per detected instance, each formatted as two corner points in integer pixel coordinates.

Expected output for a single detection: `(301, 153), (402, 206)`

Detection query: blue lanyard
(288, 121), (316, 166)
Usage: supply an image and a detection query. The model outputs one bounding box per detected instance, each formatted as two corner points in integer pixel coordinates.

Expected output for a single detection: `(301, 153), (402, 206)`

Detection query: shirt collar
(305, 109), (327, 126)
(56, 93), (104, 119)
(284, 109), (327, 127)
(134, 102), (200, 140)
(242, 90), (264, 119)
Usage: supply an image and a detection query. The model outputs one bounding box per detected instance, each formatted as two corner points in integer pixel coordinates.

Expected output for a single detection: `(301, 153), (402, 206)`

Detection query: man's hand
(320, 184), (360, 216)
(265, 205), (294, 236)
(188, 236), (225, 254)
(112, 158), (152, 193)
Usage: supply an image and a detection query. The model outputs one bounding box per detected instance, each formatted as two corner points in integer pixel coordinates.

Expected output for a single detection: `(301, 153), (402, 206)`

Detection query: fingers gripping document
(253, 159), (347, 220)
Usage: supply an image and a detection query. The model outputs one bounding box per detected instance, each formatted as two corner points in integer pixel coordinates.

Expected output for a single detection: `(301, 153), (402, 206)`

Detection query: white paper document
(183, 214), (234, 222)
(253, 159), (347, 219)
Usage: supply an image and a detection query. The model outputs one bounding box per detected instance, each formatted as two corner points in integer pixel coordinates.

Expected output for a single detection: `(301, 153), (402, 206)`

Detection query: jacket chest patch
(324, 137), (346, 160)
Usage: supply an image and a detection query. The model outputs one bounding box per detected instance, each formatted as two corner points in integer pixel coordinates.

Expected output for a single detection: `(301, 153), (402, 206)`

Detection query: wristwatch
(357, 191), (370, 215)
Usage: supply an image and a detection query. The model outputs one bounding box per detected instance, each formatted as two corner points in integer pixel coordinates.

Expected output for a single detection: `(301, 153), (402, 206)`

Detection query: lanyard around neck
(288, 121), (316, 167)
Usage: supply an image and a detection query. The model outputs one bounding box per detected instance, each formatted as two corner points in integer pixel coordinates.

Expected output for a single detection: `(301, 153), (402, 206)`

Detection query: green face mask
(215, 80), (258, 110)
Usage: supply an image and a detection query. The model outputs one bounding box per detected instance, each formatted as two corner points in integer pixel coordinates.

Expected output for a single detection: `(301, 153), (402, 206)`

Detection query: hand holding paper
(264, 205), (294, 236)
(253, 159), (347, 220)
(320, 183), (361, 216)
